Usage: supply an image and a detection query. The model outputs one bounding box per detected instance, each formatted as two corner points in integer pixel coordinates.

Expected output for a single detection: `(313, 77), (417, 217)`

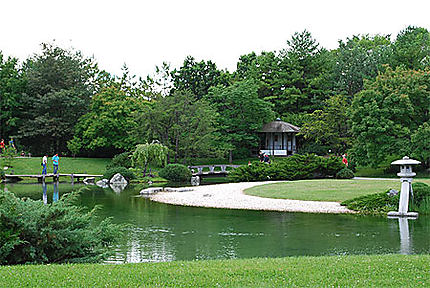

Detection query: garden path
(150, 181), (354, 214)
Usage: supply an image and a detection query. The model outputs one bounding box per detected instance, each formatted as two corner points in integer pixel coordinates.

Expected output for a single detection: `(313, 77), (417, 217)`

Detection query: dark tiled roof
(260, 120), (300, 133)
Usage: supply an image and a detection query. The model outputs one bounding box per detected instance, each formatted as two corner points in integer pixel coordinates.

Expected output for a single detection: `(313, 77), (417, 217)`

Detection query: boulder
(191, 176), (200, 186)
(110, 183), (127, 193)
(96, 179), (109, 188)
(387, 189), (399, 197)
(110, 173), (127, 184)
(83, 177), (95, 185)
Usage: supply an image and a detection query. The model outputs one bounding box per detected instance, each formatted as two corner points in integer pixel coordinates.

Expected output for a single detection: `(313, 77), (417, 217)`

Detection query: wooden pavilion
(258, 118), (300, 156)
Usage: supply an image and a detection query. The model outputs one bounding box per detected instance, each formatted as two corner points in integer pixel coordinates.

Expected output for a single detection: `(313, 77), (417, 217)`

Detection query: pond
(2, 182), (429, 263)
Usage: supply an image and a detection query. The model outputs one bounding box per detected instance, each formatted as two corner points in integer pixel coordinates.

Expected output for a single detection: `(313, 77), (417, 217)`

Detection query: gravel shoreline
(150, 181), (355, 214)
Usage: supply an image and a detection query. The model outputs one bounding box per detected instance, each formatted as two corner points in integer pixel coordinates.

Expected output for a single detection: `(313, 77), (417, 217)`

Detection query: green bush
(410, 182), (430, 214)
(336, 168), (355, 179)
(106, 152), (132, 169)
(228, 154), (344, 182)
(341, 192), (398, 213)
(342, 182), (430, 214)
(0, 170), (4, 180)
(0, 189), (121, 265)
(103, 167), (136, 181)
(159, 164), (192, 182)
(228, 162), (272, 182)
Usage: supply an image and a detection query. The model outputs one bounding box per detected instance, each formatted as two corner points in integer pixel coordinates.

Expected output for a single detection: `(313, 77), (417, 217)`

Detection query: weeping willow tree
(132, 142), (168, 177)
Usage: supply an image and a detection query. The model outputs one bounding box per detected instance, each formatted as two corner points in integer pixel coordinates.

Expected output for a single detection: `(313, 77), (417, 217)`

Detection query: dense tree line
(1, 26), (430, 167)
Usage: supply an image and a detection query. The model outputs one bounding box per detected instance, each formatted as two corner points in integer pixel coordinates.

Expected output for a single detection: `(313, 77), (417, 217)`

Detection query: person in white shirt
(42, 155), (48, 175)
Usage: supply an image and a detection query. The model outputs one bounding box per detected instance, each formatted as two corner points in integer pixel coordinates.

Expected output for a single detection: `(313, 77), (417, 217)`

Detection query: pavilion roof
(260, 120), (300, 133)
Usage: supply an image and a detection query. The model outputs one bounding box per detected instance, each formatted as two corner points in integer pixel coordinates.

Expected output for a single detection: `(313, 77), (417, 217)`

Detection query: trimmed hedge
(228, 154), (345, 182)
(159, 164), (192, 182)
(103, 167), (136, 181)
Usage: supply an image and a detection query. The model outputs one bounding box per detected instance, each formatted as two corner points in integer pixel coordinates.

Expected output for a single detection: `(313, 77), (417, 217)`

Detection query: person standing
(0, 139), (4, 153)
(342, 154), (348, 167)
(9, 138), (15, 151)
(258, 151), (265, 162)
(52, 153), (59, 175)
(42, 154), (48, 175)
(263, 153), (271, 164)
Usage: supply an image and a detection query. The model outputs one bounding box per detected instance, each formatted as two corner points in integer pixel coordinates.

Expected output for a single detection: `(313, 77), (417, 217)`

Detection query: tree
(0, 52), (25, 140)
(144, 62), (174, 97)
(333, 34), (392, 97)
(411, 122), (430, 167)
(205, 80), (275, 161)
(131, 142), (168, 176)
(172, 56), (231, 99)
(392, 26), (430, 70)
(139, 90), (218, 162)
(350, 67), (430, 166)
(276, 30), (334, 114)
(17, 43), (98, 155)
(300, 94), (351, 155)
(71, 84), (147, 156)
(235, 31), (334, 115)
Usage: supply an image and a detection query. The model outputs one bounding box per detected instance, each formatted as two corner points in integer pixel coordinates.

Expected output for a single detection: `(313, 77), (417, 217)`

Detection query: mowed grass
(244, 179), (408, 202)
(2, 157), (110, 175)
(0, 255), (428, 287)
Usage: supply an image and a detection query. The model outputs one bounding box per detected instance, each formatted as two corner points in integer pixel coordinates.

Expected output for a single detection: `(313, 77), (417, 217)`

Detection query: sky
(1, 0), (430, 78)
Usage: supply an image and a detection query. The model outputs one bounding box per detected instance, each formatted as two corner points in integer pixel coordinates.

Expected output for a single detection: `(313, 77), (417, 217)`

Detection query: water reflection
(53, 181), (59, 202)
(3, 183), (430, 263)
(40, 181), (61, 204)
(398, 217), (411, 254)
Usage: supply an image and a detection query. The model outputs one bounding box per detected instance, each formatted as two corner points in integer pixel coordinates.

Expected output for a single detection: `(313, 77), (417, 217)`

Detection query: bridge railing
(188, 164), (241, 175)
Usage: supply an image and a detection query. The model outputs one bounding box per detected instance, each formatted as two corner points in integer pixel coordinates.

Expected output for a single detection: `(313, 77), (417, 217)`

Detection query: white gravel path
(150, 181), (355, 214)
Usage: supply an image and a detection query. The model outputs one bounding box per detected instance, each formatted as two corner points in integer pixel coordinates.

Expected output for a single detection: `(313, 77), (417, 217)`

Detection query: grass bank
(1, 255), (428, 287)
(244, 179), (429, 202)
(2, 157), (110, 175)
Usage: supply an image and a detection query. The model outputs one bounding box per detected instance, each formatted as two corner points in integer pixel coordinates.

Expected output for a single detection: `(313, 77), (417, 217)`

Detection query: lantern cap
(391, 156), (421, 166)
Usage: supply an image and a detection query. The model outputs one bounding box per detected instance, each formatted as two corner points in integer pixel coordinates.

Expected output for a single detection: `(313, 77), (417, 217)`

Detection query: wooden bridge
(4, 173), (103, 183)
(188, 164), (241, 178)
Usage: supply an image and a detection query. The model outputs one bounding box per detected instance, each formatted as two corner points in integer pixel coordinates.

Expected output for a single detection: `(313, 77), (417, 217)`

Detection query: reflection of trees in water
(4, 181), (84, 201)
(4, 183), (430, 263)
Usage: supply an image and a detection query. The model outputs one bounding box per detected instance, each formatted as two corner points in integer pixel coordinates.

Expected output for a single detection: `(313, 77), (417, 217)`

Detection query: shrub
(341, 192), (398, 213)
(0, 189), (121, 265)
(106, 152), (132, 169)
(341, 182), (430, 214)
(336, 168), (355, 179)
(410, 182), (430, 214)
(0, 170), (4, 180)
(228, 154), (344, 182)
(103, 167), (136, 181)
(228, 162), (272, 182)
(159, 164), (192, 182)
(411, 182), (430, 204)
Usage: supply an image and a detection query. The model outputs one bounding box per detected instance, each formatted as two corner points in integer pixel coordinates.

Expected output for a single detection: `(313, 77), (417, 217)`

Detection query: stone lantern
(387, 156), (421, 218)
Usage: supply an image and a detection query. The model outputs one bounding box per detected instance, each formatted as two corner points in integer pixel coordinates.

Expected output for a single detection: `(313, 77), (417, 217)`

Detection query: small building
(259, 119), (300, 156)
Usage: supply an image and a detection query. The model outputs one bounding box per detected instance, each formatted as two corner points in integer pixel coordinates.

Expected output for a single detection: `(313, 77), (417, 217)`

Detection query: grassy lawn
(2, 157), (110, 175)
(245, 179), (402, 202)
(354, 166), (430, 178)
(0, 255), (428, 287)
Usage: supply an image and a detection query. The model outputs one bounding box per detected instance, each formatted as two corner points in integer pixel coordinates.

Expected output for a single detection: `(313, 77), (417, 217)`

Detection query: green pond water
(2, 182), (429, 263)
